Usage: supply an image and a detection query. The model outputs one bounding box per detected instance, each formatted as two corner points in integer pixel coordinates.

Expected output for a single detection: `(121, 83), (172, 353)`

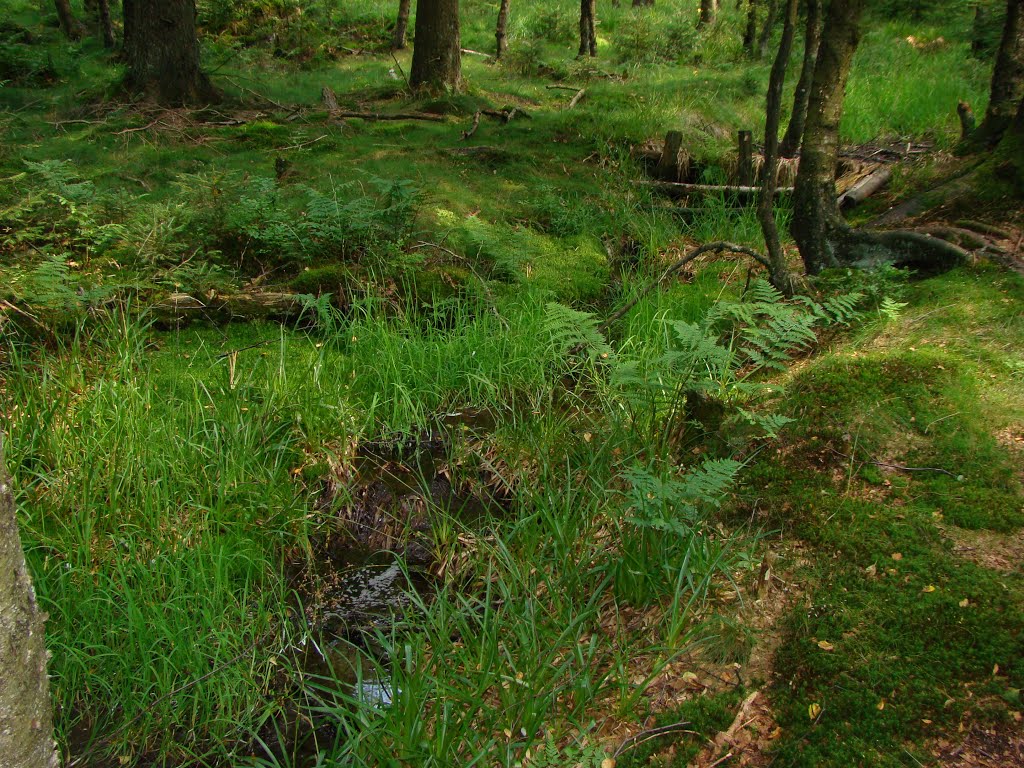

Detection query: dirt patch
(932, 718), (1024, 767)
(941, 524), (1024, 573)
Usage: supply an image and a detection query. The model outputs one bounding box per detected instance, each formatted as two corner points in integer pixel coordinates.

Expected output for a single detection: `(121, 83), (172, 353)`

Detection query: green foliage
(544, 301), (613, 360)
(622, 458), (742, 535)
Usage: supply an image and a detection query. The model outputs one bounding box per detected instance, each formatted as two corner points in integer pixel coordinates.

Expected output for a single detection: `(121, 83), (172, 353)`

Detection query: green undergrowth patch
(744, 265), (1024, 767)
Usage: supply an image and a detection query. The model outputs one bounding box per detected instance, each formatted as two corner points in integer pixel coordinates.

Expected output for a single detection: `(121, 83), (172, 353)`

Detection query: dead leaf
(877, 699), (886, 710)
(922, 585), (936, 593)
(808, 702), (822, 720)
(891, 552), (903, 561)
(601, 759), (616, 768)
(817, 640), (835, 651)
(959, 598), (970, 607)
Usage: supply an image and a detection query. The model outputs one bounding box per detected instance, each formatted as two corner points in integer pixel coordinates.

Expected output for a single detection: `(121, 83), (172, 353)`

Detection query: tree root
(841, 228), (971, 273)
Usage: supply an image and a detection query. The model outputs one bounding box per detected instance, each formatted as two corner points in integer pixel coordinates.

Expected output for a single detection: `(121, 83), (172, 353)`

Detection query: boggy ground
(1, 1), (1023, 767)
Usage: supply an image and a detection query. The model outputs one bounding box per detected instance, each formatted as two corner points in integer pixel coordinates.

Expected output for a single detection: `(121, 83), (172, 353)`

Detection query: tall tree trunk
(757, 0), (779, 59)
(791, 0), (865, 274)
(758, 0), (799, 295)
(124, 0), (218, 105)
(495, 0), (510, 59)
(779, 0), (822, 158)
(54, 0), (87, 40)
(699, 0), (716, 27)
(578, 0), (597, 57)
(393, 0), (412, 50)
(85, 0), (116, 48)
(122, 0), (134, 54)
(0, 444), (60, 768)
(973, 0), (1023, 147)
(743, 0), (758, 56)
(410, 0), (461, 91)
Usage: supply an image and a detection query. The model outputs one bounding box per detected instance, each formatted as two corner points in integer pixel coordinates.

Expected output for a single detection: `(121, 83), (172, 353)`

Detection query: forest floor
(1, 1), (1023, 767)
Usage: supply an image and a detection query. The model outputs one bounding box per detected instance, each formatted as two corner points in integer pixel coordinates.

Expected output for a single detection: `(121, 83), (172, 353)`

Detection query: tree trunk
(85, 0), (116, 48)
(743, 0), (758, 55)
(0, 443), (60, 768)
(122, 0), (134, 54)
(699, 0), (716, 27)
(393, 0), (412, 50)
(54, 0), (87, 40)
(778, 0), (821, 157)
(993, 94), (1024, 194)
(791, 0), (865, 274)
(410, 0), (461, 91)
(578, 0), (597, 57)
(758, 0), (799, 295)
(973, 0), (1023, 147)
(124, 0), (218, 105)
(495, 0), (510, 59)
(757, 0), (779, 59)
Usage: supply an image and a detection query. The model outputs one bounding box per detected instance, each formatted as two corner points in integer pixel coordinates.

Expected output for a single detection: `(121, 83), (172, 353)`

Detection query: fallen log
(151, 291), (309, 325)
(641, 180), (794, 195)
(838, 166), (892, 209)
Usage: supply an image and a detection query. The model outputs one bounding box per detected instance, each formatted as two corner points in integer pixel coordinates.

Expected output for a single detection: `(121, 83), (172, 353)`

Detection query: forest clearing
(1, 0), (1023, 766)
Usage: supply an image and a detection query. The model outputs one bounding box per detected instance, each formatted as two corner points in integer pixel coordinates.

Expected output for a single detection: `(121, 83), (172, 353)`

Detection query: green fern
(543, 302), (612, 359)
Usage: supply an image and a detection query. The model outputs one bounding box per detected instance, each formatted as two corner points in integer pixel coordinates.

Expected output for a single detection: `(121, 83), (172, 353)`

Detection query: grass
(2, 1), (1022, 766)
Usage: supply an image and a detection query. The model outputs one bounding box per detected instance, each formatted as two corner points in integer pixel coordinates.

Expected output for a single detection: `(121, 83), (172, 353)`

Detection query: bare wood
(655, 131), (686, 181)
(837, 166), (891, 209)
(331, 110), (447, 122)
(546, 84), (582, 91)
(642, 180), (794, 194)
(462, 110), (482, 140)
(568, 88), (587, 109)
(321, 86), (340, 111)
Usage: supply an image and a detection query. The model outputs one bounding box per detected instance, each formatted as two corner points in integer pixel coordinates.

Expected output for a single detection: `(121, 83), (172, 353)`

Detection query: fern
(543, 302), (612, 359)
(622, 458), (742, 534)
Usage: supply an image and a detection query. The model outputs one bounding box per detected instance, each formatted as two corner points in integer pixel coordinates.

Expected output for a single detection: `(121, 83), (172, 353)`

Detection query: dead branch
(223, 76), (294, 112)
(568, 88), (587, 109)
(641, 180), (795, 195)
(461, 110), (481, 140)
(613, 721), (699, 759)
(837, 166), (891, 209)
(331, 110), (446, 122)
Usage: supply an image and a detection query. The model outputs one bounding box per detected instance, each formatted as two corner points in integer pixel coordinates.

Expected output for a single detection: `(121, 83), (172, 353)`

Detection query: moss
(290, 264), (352, 295)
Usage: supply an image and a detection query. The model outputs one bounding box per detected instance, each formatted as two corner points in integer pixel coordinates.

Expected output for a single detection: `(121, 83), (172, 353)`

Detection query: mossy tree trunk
(791, 0), (864, 273)
(410, 0), (461, 91)
(54, 0), (87, 40)
(84, 0), (116, 48)
(973, 0), (1023, 147)
(495, 0), (510, 58)
(779, 0), (822, 158)
(393, 0), (412, 50)
(0, 444), (60, 768)
(124, 0), (218, 105)
(578, 0), (597, 57)
(758, 0), (799, 295)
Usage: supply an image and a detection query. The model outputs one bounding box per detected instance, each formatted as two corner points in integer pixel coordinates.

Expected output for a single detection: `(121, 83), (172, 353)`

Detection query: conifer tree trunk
(393, 0), (412, 50)
(0, 444), (60, 768)
(54, 0), (87, 40)
(85, 0), (116, 48)
(758, 0), (799, 295)
(973, 0), (1023, 146)
(743, 0), (758, 55)
(779, 0), (822, 158)
(495, 0), (510, 58)
(791, 0), (865, 274)
(757, 0), (779, 59)
(578, 0), (597, 57)
(410, 0), (461, 91)
(124, 0), (218, 105)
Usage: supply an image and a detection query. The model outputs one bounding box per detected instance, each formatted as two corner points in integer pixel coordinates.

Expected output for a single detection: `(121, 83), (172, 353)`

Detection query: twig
(567, 88), (587, 109)
(390, 51), (410, 90)
(827, 448), (960, 478)
(460, 47), (490, 57)
(276, 134), (329, 151)
(598, 242), (771, 333)
(331, 110), (446, 122)
(114, 118), (161, 135)
(613, 721), (697, 758)
(545, 84), (582, 91)
(707, 752), (735, 768)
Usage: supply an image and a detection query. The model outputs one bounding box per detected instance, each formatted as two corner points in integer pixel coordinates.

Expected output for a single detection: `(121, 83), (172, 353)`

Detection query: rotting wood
(567, 88), (587, 109)
(151, 291), (309, 324)
(656, 130), (686, 181)
(837, 165), (891, 209)
(642, 180), (794, 195)
(462, 110), (482, 139)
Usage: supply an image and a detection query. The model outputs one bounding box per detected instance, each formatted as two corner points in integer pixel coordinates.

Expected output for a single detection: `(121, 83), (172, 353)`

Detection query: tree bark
(757, 0), (779, 59)
(973, 0), (1023, 147)
(124, 0), (218, 105)
(495, 0), (510, 59)
(758, 0), (799, 295)
(791, 0), (865, 274)
(699, 0), (717, 27)
(743, 0), (758, 56)
(0, 442), (60, 768)
(393, 0), (412, 50)
(410, 0), (462, 91)
(578, 0), (597, 57)
(779, 0), (822, 158)
(53, 0), (87, 40)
